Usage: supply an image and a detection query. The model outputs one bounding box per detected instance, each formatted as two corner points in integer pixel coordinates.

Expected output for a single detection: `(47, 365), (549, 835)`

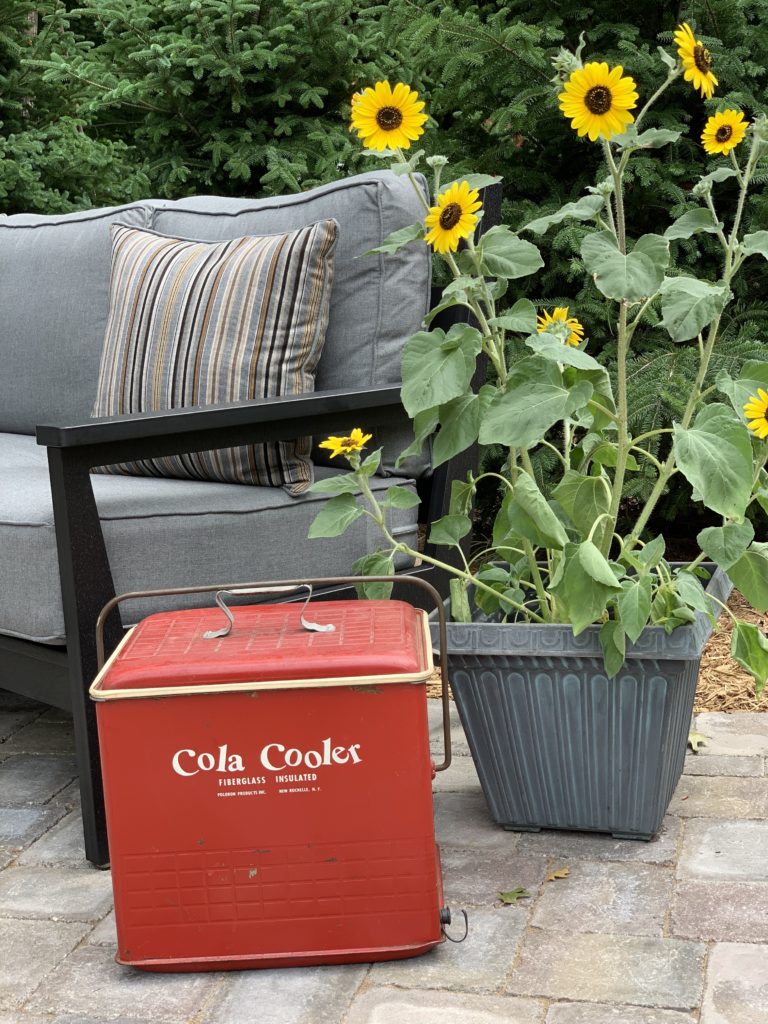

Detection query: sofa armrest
(36, 386), (405, 468)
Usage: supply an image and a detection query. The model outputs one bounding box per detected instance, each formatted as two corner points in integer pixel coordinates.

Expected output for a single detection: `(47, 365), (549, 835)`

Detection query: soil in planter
(427, 589), (767, 713)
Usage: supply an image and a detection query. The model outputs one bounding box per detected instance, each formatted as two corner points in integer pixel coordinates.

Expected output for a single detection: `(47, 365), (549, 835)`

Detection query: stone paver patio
(1, 687), (766, 1023)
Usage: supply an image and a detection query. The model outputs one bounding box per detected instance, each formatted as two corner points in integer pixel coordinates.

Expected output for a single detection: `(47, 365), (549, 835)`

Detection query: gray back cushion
(147, 171), (431, 475)
(147, 171), (431, 396)
(0, 203), (150, 434)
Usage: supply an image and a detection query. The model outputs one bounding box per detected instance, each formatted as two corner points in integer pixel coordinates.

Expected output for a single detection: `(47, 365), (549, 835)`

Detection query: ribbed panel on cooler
(450, 654), (701, 839)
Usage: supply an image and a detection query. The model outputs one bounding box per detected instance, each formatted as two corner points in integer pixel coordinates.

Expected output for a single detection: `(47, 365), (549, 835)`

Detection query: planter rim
(429, 562), (732, 661)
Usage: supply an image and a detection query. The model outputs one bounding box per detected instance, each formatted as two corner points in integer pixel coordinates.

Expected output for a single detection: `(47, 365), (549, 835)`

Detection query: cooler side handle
(95, 575), (452, 772)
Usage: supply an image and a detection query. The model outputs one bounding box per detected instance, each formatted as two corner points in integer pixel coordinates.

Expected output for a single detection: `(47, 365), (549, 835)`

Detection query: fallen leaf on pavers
(498, 887), (531, 905)
(687, 731), (708, 753)
(545, 867), (570, 882)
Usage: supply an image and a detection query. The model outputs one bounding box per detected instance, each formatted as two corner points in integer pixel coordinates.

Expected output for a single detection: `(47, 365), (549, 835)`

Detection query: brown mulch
(426, 591), (767, 712)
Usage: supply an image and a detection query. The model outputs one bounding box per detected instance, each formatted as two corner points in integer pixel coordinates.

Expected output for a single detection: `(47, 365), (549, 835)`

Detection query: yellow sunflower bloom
(318, 428), (373, 459)
(674, 22), (718, 100)
(537, 307), (585, 348)
(702, 109), (749, 155)
(424, 180), (482, 254)
(558, 62), (638, 142)
(744, 389), (768, 440)
(349, 81), (428, 151)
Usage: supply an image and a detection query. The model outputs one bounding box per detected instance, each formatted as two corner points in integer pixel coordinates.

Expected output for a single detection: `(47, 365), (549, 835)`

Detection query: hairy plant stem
(625, 135), (762, 552)
(356, 470), (545, 622)
(519, 448), (552, 620)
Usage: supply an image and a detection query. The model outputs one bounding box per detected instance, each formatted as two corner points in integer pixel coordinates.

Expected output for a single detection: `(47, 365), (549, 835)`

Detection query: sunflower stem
(704, 191), (730, 252)
(603, 142), (626, 253)
(633, 67), (681, 132)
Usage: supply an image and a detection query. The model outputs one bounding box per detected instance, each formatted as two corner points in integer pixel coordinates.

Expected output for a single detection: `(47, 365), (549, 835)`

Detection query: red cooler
(90, 577), (453, 972)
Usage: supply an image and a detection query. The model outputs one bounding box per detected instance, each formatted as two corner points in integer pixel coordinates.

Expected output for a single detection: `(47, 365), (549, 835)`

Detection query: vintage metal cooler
(90, 576), (454, 972)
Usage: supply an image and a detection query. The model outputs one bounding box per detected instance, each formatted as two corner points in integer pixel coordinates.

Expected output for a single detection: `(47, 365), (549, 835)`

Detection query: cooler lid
(91, 600), (432, 700)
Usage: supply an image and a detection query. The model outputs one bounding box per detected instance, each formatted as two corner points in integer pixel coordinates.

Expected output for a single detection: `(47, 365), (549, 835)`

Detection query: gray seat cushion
(0, 433), (418, 645)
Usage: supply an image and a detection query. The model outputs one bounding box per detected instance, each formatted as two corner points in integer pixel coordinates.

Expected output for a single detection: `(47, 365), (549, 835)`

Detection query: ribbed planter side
(432, 565), (731, 840)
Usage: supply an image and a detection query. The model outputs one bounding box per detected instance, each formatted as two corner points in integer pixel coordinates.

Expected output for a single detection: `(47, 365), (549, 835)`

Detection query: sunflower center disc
(584, 86), (612, 115)
(376, 106), (404, 131)
(715, 125), (733, 143)
(693, 44), (712, 73)
(439, 203), (463, 230)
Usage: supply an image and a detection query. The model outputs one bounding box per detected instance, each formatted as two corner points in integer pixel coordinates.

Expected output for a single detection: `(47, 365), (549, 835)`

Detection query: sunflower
(744, 390), (768, 440)
(702, 109), (749, 156)
(674, 22), (718, 100)
(424, 180), (482, 254)
(349, 81), (428, 151)
(558, 62), (638, 142)
(537, 307), (585, 348)
(318, 428), (373, 459)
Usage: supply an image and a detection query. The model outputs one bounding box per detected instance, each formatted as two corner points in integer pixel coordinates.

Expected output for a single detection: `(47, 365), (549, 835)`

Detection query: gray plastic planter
(431, 565), (731, 840)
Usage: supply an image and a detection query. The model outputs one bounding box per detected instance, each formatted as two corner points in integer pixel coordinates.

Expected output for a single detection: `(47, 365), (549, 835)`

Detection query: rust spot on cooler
(351, 685), (383, 694)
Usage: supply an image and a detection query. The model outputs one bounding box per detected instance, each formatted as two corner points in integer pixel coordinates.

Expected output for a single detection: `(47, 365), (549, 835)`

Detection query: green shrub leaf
(383, 485), (421, 509)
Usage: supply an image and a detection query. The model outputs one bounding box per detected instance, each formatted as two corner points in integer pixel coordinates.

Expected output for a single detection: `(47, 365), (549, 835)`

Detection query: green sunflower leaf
(741, 231), (768, 260)
(352, 551), (395, 600)
(617, 576), (653, 644)
(479, 357), (592, 449)
(664, 208), (723, 240)
(731, 620), (768, 694)
(490, 298), (538, 334)
(672, 404), (753, 519)
(444, 173), (502, 192)
(395, 408), (439, 468)
(401, 323), (482, 416)
(308, 493), (363, 539)
(552, 470), (612, 548)
(581, 231), (668, 303)
(659, 276), (730, 342)
(363, 222), (424, 255)
(500, 472), (569, 551)
(429, 513), (472, 548)
(727, 545), (768, 612)
(716, 361), (768, 417)
(522, 194), (604, 235)
(697, 521), (755, 570)
(549, 541), (621, 636)
(477, 225), (544, 279)
(525, 332), (601, 370)
(599, 619), (626, 678)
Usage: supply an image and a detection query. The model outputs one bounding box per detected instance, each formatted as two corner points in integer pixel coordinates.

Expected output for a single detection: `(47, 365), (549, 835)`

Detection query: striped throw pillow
(92, 220), (338, 494)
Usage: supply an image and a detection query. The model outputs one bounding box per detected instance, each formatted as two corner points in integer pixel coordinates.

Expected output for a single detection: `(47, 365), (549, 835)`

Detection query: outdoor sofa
(0, 169), (500, 866)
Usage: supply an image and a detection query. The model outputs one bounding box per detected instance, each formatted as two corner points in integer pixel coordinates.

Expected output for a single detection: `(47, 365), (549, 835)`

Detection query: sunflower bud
(752, 113), (768, 146)
(426, 155), (449, 169)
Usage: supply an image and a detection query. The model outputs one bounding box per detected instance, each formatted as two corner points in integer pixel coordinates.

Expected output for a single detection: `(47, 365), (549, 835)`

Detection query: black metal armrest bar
(36, 386), (405, 469)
